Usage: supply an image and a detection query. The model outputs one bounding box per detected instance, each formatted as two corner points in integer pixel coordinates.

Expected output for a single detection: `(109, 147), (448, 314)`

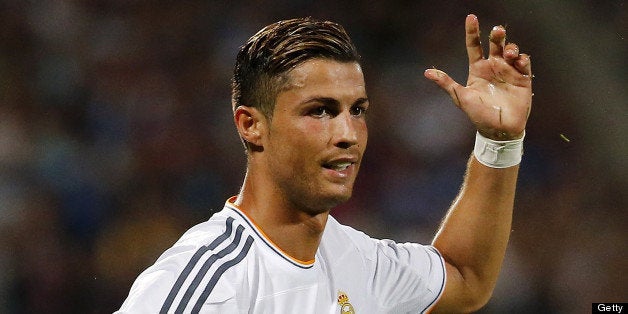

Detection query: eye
(310, 106), (331, 118)
(350, 105), (368, 117)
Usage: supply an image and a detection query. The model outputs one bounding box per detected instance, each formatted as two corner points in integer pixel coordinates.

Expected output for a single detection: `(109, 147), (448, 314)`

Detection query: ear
(234, 105), (266, 148)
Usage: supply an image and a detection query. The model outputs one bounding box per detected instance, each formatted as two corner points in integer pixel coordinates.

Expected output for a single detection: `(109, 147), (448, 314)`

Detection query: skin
(233, 59), (368, 262)
(234, 14), (532, 313)
(425, 14), (532, 313)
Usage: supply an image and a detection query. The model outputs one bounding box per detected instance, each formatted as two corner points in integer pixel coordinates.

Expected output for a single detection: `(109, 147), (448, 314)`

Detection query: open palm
(425, 14), (532, 141)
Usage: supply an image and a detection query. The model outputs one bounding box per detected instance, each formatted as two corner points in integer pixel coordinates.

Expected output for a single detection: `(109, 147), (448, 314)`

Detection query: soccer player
(117, 14), (532, 313)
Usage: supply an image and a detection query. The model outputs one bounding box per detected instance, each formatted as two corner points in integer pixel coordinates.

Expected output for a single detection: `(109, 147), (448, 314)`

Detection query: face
(262, 59), (368, 214)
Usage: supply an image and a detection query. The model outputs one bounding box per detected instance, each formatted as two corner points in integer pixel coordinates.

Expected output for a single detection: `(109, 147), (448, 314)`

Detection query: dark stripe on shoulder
(160, 216), (235, 314)
(192, 235), (254, 313)
(175, 224), (246, 313)
(227, 206), (313, 269)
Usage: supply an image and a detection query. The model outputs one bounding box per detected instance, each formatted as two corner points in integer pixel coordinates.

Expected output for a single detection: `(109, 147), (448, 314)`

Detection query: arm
(431, 157), (518, 313)
(424, 14), (533, 313)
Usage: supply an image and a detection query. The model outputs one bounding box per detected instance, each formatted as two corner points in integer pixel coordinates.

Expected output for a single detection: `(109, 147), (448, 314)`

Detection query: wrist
(477, 130), (525, 141)
(473, 131), (524, 168)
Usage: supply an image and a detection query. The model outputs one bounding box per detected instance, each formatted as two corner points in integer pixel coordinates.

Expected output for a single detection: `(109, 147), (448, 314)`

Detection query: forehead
(282, 59), (366, 94)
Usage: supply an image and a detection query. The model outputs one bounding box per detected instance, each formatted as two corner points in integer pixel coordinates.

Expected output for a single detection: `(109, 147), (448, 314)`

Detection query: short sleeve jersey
(116, 198), (446, 313)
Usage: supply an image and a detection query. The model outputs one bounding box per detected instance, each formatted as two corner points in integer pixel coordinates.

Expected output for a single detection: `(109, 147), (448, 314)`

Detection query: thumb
(424, 68), (464, 108)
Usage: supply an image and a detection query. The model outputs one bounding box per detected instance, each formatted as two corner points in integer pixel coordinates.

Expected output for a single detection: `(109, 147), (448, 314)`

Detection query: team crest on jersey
(337, 290), (355, 314)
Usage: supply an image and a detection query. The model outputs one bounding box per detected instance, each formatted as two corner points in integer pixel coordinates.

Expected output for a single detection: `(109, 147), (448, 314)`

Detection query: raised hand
(425, 14), (532, 141)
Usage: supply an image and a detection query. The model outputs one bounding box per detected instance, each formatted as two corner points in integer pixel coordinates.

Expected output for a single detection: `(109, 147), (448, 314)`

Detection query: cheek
(290, 119), (328, 146)
(300, 118), (326, 133)
(269, 119), (325, 159)
(357, 121), (369, 146)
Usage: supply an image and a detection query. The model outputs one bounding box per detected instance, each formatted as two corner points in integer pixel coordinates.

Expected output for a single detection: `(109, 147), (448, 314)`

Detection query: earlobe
(234, 106), (265, 147)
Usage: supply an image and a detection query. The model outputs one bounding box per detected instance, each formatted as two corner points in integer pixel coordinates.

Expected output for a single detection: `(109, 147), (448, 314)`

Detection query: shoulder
(117, 210), (256, 313)
(323, 216), (446, 312)
(324, 215), (371, 244)
(322, 216), (385, 260)
(325, 215), (443, 264)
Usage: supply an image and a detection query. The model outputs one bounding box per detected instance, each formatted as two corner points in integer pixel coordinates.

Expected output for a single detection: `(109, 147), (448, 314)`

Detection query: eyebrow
(301, 96), (369, 108)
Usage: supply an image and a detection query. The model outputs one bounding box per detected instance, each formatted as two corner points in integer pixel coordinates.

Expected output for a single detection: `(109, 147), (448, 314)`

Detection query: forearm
(432, 155), (519, 310)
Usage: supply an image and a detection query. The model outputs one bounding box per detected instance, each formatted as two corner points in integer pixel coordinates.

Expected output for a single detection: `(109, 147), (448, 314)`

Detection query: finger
(465, 14), (483, 63)
(504, 42), (519, 65)
(489, 25), (506, 58)
(424, 68), (465, 107)
(514, 53), (532, 77)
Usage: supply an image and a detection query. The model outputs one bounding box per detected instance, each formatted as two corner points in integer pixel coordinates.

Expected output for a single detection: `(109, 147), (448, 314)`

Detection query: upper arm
(430, 260), (493, 313)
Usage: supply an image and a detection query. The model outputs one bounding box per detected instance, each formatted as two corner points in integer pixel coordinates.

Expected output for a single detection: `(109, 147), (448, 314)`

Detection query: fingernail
(425, 69), (444, 79)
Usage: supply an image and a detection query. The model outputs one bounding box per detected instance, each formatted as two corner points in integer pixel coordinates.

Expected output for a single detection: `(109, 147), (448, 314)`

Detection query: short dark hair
(231, 17), (361, 119)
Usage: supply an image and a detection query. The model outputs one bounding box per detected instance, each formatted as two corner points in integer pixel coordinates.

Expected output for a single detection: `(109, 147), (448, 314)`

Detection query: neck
(233, 171), (329, 262)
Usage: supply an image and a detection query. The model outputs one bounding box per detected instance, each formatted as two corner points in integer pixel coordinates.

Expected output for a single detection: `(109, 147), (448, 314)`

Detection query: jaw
(304, 164), (359, 211)
(254, 145), (363, 214)
(278, 170), (356, 216)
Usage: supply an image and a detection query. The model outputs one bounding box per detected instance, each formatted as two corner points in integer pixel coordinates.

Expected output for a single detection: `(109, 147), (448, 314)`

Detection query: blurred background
(0, 0), (625, 313)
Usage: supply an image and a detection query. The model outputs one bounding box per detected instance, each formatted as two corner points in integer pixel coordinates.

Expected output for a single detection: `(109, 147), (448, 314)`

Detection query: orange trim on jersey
(226, 196), (316, 266)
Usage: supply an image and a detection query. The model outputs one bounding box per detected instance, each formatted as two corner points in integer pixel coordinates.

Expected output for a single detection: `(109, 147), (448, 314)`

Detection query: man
(117, 14), (532, 313)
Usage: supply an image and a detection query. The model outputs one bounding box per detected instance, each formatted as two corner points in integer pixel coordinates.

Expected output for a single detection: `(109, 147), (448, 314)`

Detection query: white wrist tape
(473, 131), (524, 168)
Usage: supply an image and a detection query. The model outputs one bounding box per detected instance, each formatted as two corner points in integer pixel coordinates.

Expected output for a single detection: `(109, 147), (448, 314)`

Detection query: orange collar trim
(225, 197), (316, 268)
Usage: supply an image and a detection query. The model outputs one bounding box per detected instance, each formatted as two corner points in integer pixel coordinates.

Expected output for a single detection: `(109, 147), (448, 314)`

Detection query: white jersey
(116, 198), (446, 313)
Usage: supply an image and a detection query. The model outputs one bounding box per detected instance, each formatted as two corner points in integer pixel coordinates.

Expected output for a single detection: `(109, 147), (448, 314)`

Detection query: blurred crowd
(0, 1), (625, 313)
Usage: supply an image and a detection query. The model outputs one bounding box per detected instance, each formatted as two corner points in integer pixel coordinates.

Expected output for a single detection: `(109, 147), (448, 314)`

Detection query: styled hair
(231, 17), (361, 119)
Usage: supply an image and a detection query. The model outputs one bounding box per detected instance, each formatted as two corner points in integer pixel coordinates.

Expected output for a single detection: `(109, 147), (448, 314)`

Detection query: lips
(321, 156), (358, 175)
(322, 161), (353, 171)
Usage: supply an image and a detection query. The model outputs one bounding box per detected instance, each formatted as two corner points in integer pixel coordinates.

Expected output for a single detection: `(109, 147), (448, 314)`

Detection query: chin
(292, 182), (355, 214)
(318, 190), (353, 210)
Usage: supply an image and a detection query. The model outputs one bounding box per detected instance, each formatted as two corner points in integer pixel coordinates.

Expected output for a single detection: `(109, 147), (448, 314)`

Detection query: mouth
(321, 154), (359, 178)
(322, 161), (353, 172)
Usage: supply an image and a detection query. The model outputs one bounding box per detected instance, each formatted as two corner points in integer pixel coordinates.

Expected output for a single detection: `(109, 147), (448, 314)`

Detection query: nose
(331, 111), (359, 149)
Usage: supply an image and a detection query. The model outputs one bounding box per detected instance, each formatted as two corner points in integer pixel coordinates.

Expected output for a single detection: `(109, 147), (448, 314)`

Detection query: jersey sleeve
(115, 268), (177, 313)
(115, 214), (252, 313)
(372, 240), (446, 313)
(115, 264), (243, 314)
